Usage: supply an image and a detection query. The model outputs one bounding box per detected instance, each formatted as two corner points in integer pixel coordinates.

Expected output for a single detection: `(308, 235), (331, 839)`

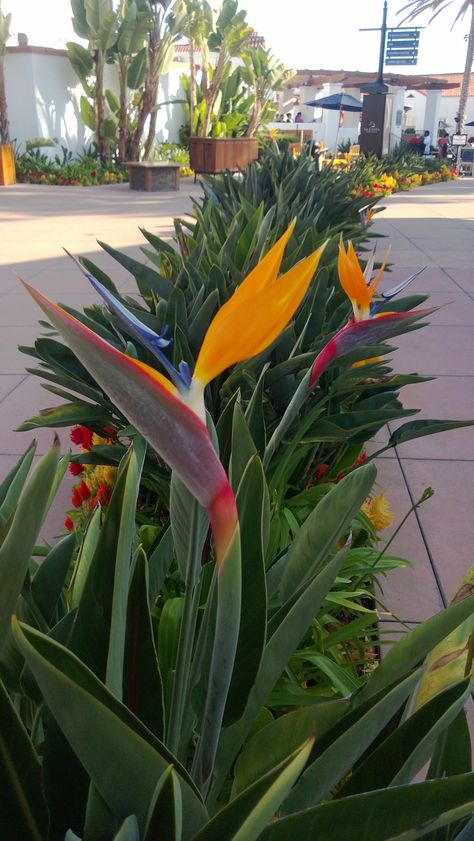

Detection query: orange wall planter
(0, 144), (16, 185)
(189, 137), (258, 175)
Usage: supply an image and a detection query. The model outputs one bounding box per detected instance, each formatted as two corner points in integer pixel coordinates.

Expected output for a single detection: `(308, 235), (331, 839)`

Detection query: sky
(7, 0), (471, 76)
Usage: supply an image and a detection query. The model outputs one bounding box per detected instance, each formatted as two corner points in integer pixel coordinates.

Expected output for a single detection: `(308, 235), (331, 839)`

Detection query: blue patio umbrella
(305, 92), (364, 150)
(304, 92), (364, 111)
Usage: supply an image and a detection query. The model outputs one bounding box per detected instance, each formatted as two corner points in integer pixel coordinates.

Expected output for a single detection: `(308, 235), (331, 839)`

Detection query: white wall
(5, 46), (185, 155)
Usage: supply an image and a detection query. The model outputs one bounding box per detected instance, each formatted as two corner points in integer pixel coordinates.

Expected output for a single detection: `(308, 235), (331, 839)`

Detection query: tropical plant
(181, 0), (214, 137)
(399, 0), (474, 133)
(112, 0), (150, 162)
(0, 0), (12, 144)
(1, 245), (474, 837)
(68, 0), (120, 164)
(196, 0), (252, 137)
(128, 0), (185, 160)
(241, 47), (290, 137)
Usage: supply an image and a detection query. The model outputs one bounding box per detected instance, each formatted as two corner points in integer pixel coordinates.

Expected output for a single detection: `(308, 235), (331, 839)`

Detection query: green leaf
(229, 403), (257, 493)
(144, 768), (182, 841)
(17, 401), (112, 431)
(98, 241), (172, 302)
(30, 533), (76, 625)
(259, 774), (474, 841)
(282, 669), (420, 814)
(244, 364), (268, 455)
(123, 548), (164, 739)
(80, 95), (96, 131)
(354, 595), (474, 708)
(279, 464), (376, 604)
(388, 419), (474, 448)
(0, 441), (36, 527)
(128, 47), (147, 89)
(12, 621), (208, 838)
(67, 41), (94, 83)
(233, 700), (347, 796)
(113, 815), (140, 840)
(0, 440), (60, 652)
(0, 679), (48, 840)
(193, 739), (314, 841)
(69, 506), (101, 608)
(428, 710), (472, 781)
(224, 456), (267, 724)
(211, 548), (348, 806)
(338, 679), (472, 797)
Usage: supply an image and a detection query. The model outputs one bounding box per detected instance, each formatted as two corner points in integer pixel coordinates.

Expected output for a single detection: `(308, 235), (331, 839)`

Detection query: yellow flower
(193, 222), (326, 390)
(361, 493), (393, 531)
(338, 238), (391, 321)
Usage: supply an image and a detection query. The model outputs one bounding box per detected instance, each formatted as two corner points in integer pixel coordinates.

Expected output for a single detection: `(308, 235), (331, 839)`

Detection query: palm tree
(399, 0), (474, 133)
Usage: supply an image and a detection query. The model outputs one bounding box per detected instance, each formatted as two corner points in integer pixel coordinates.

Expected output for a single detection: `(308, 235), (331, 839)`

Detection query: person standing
(423, 130), (432, 155)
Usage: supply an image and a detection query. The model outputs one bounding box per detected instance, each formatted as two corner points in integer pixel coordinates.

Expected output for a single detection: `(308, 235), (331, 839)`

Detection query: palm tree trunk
(246, 100), (261, 137)
(118, 59), (128, 164)
(0, 62), (9, 144)
(457, 2), (474, 133)
(95, 51), (108, 165)
(189, 39), (196, 136)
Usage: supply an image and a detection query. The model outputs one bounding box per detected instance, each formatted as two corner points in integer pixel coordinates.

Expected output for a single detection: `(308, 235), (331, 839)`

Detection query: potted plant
(0, 0), (14, 185)
(187, 0), (259, 174)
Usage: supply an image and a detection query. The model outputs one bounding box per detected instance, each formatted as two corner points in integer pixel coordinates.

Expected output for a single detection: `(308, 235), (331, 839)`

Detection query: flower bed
(14, 151), (127, 186)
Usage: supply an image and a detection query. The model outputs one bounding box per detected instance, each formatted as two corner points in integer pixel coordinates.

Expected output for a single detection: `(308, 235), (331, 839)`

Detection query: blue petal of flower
(64, 249), (188, 391)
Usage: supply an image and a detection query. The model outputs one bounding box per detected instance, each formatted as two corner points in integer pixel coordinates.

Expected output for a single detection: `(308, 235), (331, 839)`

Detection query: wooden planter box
(189, 137), (259, 175)
(0, 144), (16, 185)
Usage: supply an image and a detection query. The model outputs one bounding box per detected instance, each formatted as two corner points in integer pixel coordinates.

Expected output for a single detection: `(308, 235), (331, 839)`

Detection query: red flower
(64, 517), (74, 532)
(71, 480), (91, 508)
(70, 425), (94, 450)
(69, 461), (84, 476)
(96, 481), (112, 507)
(315, 463), (329, 480)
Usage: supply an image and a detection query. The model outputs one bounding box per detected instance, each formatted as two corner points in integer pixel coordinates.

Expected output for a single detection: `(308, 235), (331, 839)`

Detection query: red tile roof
(426, 73), (474, 96)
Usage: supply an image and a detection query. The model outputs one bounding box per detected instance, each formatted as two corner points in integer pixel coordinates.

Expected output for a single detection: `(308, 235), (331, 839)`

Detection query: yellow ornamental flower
(102, 465), (118, 486)
(338, 238), (391, 321)
(92, 433), (108, 447)
(361, 493), (393, 531)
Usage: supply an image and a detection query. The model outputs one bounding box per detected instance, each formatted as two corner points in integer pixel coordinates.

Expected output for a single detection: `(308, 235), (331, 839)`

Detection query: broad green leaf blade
(353, 595), (474, 708)
(428, 710), (472, 781)
(282, 670), (420, 814)
(279, 464), (376, 604)
(229, 403), (257, 493)
(338, 679), (472, 797)
(113, 815), (140, 840)
(224, 456), (267, 725)
(68, 439), (145, 699)
(144, 768), (183, 841)
(17, 401), (113, 430)
(233, 700), (348, 796)
(12, 621), (208, 839)
(69, 506), (101, 608)
(211, 548), (348, 807)
(0, 441), (37, 526)
(31, 532), (76, 625)
(98, 241), (172, 301)
(414, 564), (474, 711)
(192, 739), (314, 841)
(0, 679), (48, 840)
(0, 439), (60, 652)
(259, 774), (474, 841)
(123, 548), (165, 739)
(389, 419), (474, 448)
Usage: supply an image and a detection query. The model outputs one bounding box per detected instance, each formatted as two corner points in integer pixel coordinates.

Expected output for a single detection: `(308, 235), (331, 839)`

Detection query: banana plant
(68, 0), (119, 163)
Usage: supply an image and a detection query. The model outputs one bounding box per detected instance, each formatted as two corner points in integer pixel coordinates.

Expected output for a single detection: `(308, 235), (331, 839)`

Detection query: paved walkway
(1, 177), (473, 631)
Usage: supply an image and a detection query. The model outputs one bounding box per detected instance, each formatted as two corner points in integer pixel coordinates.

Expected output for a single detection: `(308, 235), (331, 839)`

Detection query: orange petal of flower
(195, 242), (326, 384)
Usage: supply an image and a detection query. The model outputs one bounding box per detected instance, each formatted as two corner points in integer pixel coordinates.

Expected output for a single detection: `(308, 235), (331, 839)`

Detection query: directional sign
(385, 28), (420, 66)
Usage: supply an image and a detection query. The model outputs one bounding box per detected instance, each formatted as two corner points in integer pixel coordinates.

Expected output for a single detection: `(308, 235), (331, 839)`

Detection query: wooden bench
(127, 161), (180, 192)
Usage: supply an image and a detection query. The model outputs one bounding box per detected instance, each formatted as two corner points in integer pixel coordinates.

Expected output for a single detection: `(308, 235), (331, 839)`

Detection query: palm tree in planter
(0, 0), (15, 185)
(400, 0), (474, 133)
